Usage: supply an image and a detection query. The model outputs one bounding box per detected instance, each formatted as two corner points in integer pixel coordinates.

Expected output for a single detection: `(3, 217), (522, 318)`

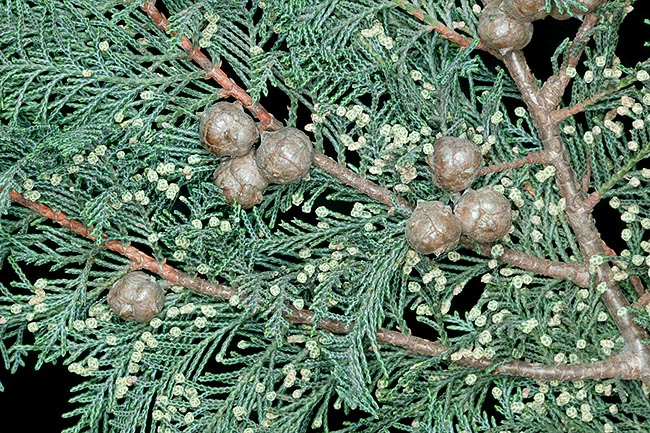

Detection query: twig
(458, 238), (590, 286)
(539, 14), (598, 109)
(9, 188), (648, 381)
(502, 50), (650, 365)
(392, 0), (482, 50)
(8, 190), (236, 300)
(478, 151), (550, 176)
(553, 80), (635, 121)
(141, 0), (410, 211)
(312, 153), (411, 209)
(497, 247), (590, 287)
(141, 1), (282, 131)
(477, 352), (648, 381)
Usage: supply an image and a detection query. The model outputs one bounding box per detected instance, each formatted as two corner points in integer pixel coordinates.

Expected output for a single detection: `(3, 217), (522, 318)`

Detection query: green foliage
(1, 0), (650, 432)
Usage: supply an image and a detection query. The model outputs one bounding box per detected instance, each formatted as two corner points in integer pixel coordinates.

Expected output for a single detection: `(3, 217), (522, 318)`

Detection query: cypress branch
(3, 0), (650, 431)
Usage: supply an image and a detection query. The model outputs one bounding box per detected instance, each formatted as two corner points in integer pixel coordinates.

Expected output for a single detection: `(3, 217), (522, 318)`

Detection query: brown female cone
(405, 201), (462, 256)
(502, 0), (549, 21)
(454, 187), (512, 243)
(428, 136), (484, 192)
(198, 101), (259, 157)
(478, 0), (534, 52)
(255, 127), (314, 184)
(214, 151), (268, 209)
(108, 271), (165, 322)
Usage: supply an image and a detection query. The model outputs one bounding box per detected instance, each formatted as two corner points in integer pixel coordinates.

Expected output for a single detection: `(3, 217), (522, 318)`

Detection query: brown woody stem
(9, 188), (647, 381)
(553, 81), (634, 121)
(473, 352), (648, 381)
(502, 49), (650, 370)
(478, 151), (550, 176)
(455, 239), (589, 286)
(539, 14), (598, 109)
(392, 0), (483, 50)
(136, 1), (650, 380)
(311, 153), (411, 209)
(497, 246), (590, 287)
(141, 1), (282, 130)
(9, 190), (236, 299)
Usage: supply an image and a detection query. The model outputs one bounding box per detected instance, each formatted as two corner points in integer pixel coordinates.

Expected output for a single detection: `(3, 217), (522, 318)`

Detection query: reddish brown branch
(141, 1), (282, 131)
(393, 0), (486, 51)
(553, 82), (633, 122)
(553, 87), (610, 121)
(539, 14), (598, 109)
(486, 353), (648, 381)
(562, 13), (599, 70)
(311, 154), (411, 209)
(457, 238), (589, 286)
(12, 188), (646, 381)
(502, 49), (650, 367)
(498, 247), (590, 287)
(457, 350), (648, 382)
(8, 190), (236, 299)
(478, 151), (550, 176)
(427, 24), (476, 49)
(141, 0), (412, 211)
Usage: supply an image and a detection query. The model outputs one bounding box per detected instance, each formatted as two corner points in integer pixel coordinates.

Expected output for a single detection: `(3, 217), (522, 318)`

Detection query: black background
(1, 2), (650, 432)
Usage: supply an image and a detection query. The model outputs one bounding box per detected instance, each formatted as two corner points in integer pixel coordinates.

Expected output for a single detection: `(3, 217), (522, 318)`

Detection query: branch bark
(8, 191), (236, 299)
(502, 49), (650, 367)
(539, 14), (599, 109)
(496, 246), (590, 287)
(137, 0), (650, 380)
(141, 0), (411, 211)
(553, 80), (635, 122)
(141, 1), (282, 131)
(9, 188), (648, 381)
(478, 151), (550, 176)
(311, 153), (411, 209)
(392, 0), (484, 50)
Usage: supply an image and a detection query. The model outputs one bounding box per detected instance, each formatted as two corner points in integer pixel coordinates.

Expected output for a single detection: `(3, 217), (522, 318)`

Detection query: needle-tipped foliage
(1, 0), (650, 432)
